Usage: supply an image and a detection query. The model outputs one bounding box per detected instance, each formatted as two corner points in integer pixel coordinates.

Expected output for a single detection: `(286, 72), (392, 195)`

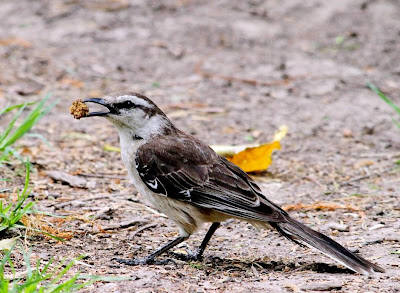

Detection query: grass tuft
(0, 161), (65, 241)
(0, 161), (33, 233)
(0, 93), (56, 164)
(0, 245), (130, 293)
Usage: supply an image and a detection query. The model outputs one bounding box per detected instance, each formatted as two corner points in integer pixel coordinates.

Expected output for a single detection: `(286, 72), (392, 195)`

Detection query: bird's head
(83, 93), (174, 139)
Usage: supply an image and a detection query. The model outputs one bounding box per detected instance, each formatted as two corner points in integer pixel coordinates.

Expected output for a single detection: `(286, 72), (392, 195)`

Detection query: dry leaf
(273, 125), (288, 141)
(227, 141), (281, 172)
(21, 214), (73, 240)
(282, 201), (359, 212)
(0, 237), (19, 251)
(354, 160), (374, 168)
(226, 125), (288, 172)
(0, 37), (32, 48)
(59, 78), (84, 88)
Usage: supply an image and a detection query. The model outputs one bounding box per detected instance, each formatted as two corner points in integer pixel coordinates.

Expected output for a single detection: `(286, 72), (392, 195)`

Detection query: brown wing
(135, 131), (287, 222)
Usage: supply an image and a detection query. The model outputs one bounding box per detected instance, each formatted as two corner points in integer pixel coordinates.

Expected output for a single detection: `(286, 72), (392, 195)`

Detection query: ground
(1, 0), (400, 292)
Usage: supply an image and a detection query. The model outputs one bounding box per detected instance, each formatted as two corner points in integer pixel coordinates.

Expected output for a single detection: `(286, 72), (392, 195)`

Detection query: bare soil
(1, 1), (399, 292)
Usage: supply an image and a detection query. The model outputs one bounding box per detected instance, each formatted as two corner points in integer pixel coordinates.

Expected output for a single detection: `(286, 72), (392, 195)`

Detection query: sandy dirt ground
(1, 1), (399, 292)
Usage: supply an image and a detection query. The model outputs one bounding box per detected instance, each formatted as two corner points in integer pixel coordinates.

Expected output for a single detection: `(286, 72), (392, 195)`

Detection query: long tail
(269, 217), (385, 275)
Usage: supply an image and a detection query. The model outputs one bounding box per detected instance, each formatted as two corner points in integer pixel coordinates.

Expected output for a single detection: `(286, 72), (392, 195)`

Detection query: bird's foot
(112, 257), (176, 266)
(168, 249), (202, 261)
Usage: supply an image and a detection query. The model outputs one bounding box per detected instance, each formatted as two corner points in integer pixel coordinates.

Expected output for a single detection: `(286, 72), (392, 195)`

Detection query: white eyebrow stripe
(118, 95), (153, 108)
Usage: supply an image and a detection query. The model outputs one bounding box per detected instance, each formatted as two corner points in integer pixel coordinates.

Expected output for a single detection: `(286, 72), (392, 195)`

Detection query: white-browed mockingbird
(81, 93), (384, 275)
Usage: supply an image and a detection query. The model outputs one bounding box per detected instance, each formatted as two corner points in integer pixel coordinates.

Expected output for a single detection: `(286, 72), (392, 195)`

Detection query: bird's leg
(113, 236), (188, 266)
(169, 222), (221, 261)
(195, 222), (220, 259)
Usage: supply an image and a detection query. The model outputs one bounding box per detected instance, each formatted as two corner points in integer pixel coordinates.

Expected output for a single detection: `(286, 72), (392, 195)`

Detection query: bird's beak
(82, 98), (118, 117)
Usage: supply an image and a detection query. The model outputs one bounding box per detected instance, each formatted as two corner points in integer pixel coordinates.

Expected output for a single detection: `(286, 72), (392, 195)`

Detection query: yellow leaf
(103, 144), (121, 152)
(225, 125), (288, 172)
(273, 125), (288, 141)
(227, 141), (281, 172)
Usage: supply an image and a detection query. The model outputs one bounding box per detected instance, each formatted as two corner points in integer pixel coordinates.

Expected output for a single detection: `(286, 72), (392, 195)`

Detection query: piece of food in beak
(70, 99), (89, 119)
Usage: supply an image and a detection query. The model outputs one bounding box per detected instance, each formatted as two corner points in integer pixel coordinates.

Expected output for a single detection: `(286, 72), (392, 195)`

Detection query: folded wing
(135, 132), (287, 223)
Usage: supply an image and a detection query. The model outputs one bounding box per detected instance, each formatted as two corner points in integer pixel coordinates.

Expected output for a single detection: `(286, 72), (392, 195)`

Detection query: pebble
(325, 222), (349, 232)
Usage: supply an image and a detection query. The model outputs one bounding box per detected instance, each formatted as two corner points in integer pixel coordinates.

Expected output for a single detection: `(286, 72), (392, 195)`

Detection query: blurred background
(0, 1), (399, 292)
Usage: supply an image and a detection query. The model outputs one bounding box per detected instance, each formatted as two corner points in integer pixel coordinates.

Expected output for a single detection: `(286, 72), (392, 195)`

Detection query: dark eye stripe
(114, 100), (157, 117)
(117, 101), (135, 109)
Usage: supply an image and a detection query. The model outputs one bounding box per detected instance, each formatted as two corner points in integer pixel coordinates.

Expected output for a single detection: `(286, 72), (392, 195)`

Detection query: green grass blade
(392, 117), (400, 129)
(25, 133), (52, 148)
(0, 105), (26, 149)
(27, 227), (65, 241)
(48, 256), (85, 285)
(367, 83), (400, 115)
(0, 147), (13, 163)
(7, 147), (26, 164)
(12, 161), (30, 212)
(2, 103), (44, 149)
(41, 258), (54, 276)
(0, 102), (37, 115)
(0, 103), (9, 116)
(0, 94), (55, 151)
(48, 273), (87, 293)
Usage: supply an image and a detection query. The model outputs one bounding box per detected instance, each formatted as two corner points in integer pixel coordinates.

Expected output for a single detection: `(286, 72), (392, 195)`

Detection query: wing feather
(135, 132), (287, 223)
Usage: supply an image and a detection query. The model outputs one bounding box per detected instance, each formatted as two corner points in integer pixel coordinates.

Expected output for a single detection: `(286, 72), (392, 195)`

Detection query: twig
(339, 166), (394, 187)
(103, 219), (148, 231)
(303, 176), (325, 189)
(53, 195), (111, 208)
(341, 174), (371, 186)
(129, 223), (157, 239)
(358, 152), (400, 158)
(78, 173), (128, 180)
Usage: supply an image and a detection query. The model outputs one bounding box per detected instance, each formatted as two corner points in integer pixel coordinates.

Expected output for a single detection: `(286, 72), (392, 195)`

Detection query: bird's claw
(168, 250), (202, 261)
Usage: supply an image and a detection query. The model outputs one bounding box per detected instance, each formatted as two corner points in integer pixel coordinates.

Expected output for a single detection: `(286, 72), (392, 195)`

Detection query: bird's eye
(118, 101), (135, 109)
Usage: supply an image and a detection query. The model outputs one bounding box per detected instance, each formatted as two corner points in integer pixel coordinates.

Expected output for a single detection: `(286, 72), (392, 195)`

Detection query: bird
(81, 93), (384, 275)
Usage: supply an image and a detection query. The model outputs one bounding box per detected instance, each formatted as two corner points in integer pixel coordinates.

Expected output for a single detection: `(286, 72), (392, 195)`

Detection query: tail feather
(270, 218), (385, 275)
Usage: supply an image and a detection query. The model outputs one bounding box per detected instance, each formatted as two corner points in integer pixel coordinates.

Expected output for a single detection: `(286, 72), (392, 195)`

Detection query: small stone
(325, 222), (350, 232)
(342, 129), (353, 138)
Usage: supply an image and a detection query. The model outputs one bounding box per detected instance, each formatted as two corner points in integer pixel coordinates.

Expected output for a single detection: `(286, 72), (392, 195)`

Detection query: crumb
(70, 99), (89, 119)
